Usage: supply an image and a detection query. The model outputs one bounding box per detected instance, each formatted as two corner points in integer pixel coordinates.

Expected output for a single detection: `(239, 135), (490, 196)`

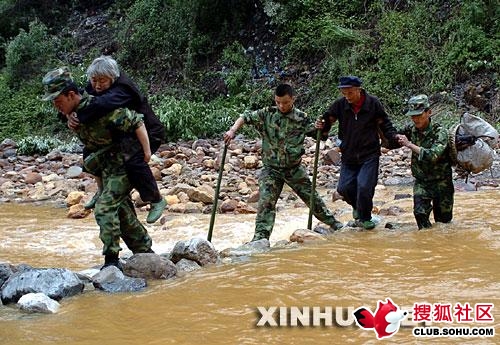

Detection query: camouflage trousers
(413, 178), (454, 229)
(253, 165), (339, 241)
(94, 160), (153, 256)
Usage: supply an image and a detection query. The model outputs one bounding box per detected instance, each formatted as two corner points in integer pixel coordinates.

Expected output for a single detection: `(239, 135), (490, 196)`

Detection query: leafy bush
(0, 75), (70, 141)
(117, 0), (196, 76)
(153, 95), (237, 142)
(16, 133), (82, 156)
(0, 0), (497, 146)
(219, 42), (253, 96)
(369, 2), (449, 101)
(441, 1), (499, 78)
(284, 17), (362, 62)
(4, 20), (57, 88)
(262, 0), (365, 62)
(16, 136), (63, 155)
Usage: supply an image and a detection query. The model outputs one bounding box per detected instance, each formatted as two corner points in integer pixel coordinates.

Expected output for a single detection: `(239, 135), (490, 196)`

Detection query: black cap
(338, 76), (362, 88)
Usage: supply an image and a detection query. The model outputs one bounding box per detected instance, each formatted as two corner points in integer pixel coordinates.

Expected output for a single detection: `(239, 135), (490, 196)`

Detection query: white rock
(66, 165), (83, 178)
(18, 292), (60, 314)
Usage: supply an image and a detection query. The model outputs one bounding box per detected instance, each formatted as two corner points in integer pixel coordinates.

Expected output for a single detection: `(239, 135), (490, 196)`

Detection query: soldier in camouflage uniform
(396, 94), (454, 229)
(224, 84), (343, 241)
(42, 67), (154, 269)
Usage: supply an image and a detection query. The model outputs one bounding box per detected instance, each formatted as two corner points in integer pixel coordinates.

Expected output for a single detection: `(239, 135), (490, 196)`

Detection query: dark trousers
(125, 137), (162, 203)
(83, 140), (162, 203)
(124, 151), (161, 203)
(337, 156), (379, 222)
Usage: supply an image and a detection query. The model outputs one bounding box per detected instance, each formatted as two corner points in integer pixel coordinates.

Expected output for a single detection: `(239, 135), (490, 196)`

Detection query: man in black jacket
(320, 76), (398, 229)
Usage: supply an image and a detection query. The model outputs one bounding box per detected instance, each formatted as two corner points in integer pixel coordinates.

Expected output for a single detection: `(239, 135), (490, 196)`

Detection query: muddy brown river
(0, 186), (498, 344)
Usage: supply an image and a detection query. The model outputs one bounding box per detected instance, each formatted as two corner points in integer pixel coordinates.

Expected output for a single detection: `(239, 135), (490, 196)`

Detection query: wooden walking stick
(307, 129), (322, 230)
(207, 142), (228, 242)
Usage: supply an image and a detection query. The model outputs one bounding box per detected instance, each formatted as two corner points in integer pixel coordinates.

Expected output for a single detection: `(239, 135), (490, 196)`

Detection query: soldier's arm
(224, 117), (245, 143)
(398, 135), (421, 155)
(417, 126), (449, 162)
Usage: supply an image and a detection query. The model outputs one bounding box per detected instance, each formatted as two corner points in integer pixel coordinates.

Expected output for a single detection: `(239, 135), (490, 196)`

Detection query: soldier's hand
(396, 134), (410, 147)
(315, 118), (325, 129)
(67, 112), (80, 130)
(223, 129), (235, 144)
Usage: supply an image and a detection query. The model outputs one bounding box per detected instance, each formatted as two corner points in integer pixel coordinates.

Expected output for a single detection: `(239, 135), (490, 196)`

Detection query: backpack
(448, 112), (498, 174)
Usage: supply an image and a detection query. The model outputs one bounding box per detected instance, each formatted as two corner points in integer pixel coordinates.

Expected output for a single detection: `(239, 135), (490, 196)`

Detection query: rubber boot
(101, 253), (123, 272)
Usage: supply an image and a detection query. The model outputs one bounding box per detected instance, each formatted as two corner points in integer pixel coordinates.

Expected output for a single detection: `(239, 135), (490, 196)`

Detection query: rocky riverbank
(0, 136), (499, 217)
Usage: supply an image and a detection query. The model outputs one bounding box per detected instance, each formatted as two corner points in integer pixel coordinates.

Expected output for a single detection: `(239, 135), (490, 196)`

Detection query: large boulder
(0, 262), (15, 287)
(187, 184), (214, 204)
(92, 266), (147, 293)
(175, 258), (201, 273)
(123, 253), (177, 279)
(170, 238), (218, 266)
(219, 239), (271, 258)
(1, 268), (84, 304)
(289, 229), (327, 243)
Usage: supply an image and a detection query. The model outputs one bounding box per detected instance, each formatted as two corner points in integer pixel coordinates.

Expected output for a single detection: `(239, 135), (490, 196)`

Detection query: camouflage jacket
(241, 106), (316, 168)
(399, 120), (452, 182)
(74, 94), (144, 152)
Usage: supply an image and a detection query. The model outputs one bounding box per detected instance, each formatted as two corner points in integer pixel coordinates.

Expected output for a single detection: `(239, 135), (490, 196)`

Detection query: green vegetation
(0, 0), (497, 148)
(154, 96), (237, 142)
(16, 136), (82, 155)
(4, 20), (57, 88)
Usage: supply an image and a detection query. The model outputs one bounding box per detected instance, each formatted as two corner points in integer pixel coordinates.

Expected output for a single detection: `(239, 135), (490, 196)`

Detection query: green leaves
(17, 136), (63, 155)
(154, 95), (238, 142)
(4, 20), (57, 88)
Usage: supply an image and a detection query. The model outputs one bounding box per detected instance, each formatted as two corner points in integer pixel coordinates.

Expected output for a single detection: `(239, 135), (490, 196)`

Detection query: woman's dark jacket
(77, 72), (165, 151)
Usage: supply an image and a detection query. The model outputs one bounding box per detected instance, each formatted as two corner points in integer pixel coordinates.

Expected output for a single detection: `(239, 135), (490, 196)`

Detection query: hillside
(65, 1), (499, 115)
(0, 0), (498, 146)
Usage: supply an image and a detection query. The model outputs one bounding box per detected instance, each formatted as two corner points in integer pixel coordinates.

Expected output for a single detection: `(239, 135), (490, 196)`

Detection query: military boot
(251, 230), (270, 242)
(101, 253), (123, 272)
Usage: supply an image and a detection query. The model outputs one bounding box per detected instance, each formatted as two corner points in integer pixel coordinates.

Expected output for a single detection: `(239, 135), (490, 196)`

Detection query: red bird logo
(353, 298), (408, 340)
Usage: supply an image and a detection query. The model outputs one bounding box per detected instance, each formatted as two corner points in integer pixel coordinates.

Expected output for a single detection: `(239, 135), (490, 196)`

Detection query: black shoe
(101, 254), (123, 272)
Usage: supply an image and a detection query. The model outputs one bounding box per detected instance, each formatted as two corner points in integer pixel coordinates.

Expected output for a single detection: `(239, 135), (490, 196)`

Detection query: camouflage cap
(41, 67), (73, 101)
(406, 94), (430, 116)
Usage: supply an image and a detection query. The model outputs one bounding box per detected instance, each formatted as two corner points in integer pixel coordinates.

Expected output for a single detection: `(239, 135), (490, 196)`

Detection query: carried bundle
(448, 112), (498, 174)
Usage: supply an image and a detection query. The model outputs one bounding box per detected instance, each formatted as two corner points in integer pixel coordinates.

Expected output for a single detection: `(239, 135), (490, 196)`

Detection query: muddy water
(0, 187), (499, 345)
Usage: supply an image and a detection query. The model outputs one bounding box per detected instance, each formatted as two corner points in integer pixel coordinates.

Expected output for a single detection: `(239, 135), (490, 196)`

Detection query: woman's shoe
(146, 198), (167, 223)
